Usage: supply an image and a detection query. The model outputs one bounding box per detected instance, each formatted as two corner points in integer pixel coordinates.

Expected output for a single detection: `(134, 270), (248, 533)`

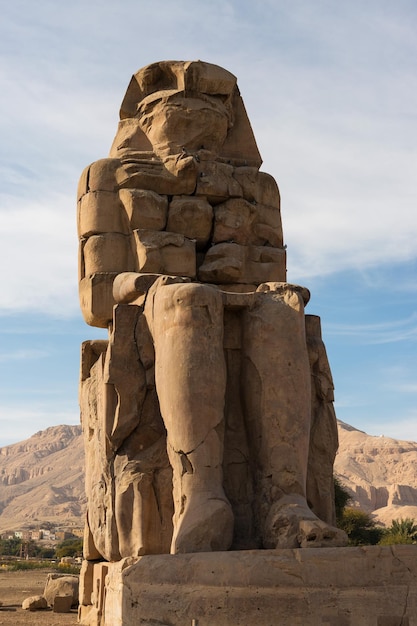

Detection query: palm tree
(334, 476), (351, 523)
(379, 517), (417, 545)
(391, 518), (417, 539)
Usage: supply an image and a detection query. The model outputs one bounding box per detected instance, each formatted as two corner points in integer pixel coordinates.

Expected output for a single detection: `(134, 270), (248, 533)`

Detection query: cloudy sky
(0, 0), (416, 447)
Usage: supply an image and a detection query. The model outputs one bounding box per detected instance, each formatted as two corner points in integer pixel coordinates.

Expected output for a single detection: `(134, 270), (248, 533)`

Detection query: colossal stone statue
(78, 61), (347, 565)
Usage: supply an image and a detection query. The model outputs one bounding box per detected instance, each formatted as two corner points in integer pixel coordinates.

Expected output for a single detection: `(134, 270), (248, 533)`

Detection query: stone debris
(21, 595), (48, 611)
(52, 594), (73, 613)
(43, 573), (79, 608)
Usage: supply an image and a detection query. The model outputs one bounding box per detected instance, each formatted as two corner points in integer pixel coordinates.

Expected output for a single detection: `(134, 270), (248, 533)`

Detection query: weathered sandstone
(83, 546), (417, 626)
(77, 60), (349, 624)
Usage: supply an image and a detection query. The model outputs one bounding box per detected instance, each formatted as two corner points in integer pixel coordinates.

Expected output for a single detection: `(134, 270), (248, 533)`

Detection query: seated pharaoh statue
(78, 60), (347, 561)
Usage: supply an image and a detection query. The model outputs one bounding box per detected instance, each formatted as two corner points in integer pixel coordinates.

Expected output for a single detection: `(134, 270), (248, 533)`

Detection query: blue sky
(0, 0), (416, 446)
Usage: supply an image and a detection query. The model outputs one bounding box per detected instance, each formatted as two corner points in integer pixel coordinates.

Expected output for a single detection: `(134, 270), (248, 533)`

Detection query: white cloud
(255, 62), (417, 280)
(0, 0), (416, 450)
(334, 394), (373, 410)
(379, 365), (417, 394)
(359, 415), (417, 444)
(0, 195), (78, 316)
(326, 314), (417, 344)
(0, 405), (79, 448)
(395, 384), (417, 394)
(0, 0), (416, 316)
(0, 349), (49, 362)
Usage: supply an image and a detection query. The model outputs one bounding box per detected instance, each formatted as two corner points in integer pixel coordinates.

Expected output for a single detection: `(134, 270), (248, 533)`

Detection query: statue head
(135, 91), (232, 158)
(110, 61), (262, 168)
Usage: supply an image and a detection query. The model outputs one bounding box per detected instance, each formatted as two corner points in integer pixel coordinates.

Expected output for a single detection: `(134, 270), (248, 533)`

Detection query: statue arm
(78, 158), (135, 328)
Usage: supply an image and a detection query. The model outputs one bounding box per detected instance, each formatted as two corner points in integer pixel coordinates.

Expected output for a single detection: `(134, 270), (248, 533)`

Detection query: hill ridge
(0, 421), (416, 532)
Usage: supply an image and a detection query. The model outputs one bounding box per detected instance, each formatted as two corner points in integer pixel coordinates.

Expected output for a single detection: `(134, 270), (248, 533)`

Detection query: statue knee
(154, 282), (224, 321)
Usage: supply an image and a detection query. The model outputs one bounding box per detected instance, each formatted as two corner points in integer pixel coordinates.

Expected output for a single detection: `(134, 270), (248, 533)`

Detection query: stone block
(78, 191), (129, 237)
(43, 573), (79, 608)
(195, 160), (242, 202)
(78, 164), (90, 200)
(79, 273), (118, 327)
(78, 546), (417, 626)
(53, 595), (73, 613)
(253, 203), (283, 246)
(198, 242), (286, 284)
(212, 198), (283, 247)
(167, 195), (213, 248)
(246, 244), (286, 283)
(212, 197), (257, 245)
(91, 563), (109, 613)
(79, 561), (110, 626)
(79, 559), (95, 606)
(87, 158), (121, 194)
(80, 340), (108, 382)
(112, 272), (160, 304)
(233, 167), (280, 208)
(133, 230), (196, 277)
(82, 233), (135, 276)
(198, 242), (245, 282)
(254, 171), (281, 207)
(119, 188), (168, 231)
(116, 159), (198, 196)
(22, 595), (48, 610)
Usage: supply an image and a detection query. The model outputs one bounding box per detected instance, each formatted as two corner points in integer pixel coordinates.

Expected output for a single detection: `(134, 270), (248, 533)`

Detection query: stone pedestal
(78, 545), (417, 626)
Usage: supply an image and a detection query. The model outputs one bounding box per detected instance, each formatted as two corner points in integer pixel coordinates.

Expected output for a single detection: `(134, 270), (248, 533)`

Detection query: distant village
(0, 525), (84, 543)
(0, 521), (84, 560)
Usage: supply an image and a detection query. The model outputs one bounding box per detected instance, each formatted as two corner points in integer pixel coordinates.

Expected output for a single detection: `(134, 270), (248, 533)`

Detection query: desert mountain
(0, 425), (85, 533)
(334, 420), (417, 526)
(0, 420), (416, 533)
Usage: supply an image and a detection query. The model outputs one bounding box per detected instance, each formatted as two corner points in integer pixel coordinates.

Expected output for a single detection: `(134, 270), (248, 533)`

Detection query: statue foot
(171, 494), (234, 554)
(264, 494), (348, 549)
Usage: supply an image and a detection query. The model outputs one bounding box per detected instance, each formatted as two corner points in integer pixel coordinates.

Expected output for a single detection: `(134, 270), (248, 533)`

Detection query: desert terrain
(0, 569), (77, 625)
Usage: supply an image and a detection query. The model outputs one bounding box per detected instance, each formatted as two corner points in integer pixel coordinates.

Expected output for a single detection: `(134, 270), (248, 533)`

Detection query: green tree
(334, 476), (352, 523)
(20, 540), (38, 558)
(0, 537), (22, 556)
(55, 538), (83, 559)
(379, 517), (417, 545)
(38, 546), (56, 559)
(338, 507), (384, 545)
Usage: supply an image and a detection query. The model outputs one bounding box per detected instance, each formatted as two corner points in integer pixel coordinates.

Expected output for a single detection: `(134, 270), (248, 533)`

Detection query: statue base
(78, 545), (417, 626)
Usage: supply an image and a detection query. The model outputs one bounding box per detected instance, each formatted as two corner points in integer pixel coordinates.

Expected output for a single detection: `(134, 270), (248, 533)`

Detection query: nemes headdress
(110, 60), (262, 167)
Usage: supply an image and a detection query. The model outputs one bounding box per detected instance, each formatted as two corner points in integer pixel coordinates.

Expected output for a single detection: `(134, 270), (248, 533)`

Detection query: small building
(31, 530), (44, 541)
(55, 530), (75, 542)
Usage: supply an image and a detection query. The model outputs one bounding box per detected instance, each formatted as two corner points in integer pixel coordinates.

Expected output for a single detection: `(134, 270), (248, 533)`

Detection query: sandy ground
(0, 569), (78, 625)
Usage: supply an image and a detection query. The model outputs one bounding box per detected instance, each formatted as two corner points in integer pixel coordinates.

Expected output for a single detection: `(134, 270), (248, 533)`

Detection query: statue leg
(146, 281), (233, 554)
(305, 314), (339, 526)
(242, 284), (347, 549)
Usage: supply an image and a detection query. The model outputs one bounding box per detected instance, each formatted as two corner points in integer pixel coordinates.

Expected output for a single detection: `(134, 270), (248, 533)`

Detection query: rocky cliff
(0, 420), (416, 533)
(334, 420), (417, 525)
(0, 425), (85, 532)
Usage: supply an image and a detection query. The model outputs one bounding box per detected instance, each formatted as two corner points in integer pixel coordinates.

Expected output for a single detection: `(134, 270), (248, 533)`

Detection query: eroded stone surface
(53, 595), (73, 613)
(43, 574), (79, 608)
(78, 61), (346, 622)
(22, 595), (48, 611)
(77, 546), (417, 626)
